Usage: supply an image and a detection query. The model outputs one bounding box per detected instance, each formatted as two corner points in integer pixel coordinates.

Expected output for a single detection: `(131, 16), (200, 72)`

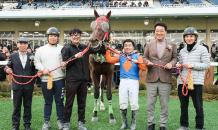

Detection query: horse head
(89, 10), (111, 51)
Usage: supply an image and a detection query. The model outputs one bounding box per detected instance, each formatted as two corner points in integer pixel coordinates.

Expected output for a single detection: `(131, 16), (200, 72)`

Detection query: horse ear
(106, 11), (111, 19)
(94, 10), (99, 19)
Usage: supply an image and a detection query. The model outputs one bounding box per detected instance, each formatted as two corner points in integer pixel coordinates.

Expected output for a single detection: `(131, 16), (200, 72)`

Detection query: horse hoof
(91, 117), (98, 122)
(109, 119), (116, 124)
(100, 106), (105, 110)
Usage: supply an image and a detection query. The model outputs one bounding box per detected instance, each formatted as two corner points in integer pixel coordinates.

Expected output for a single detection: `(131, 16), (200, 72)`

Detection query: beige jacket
(143, 40), (178, 83)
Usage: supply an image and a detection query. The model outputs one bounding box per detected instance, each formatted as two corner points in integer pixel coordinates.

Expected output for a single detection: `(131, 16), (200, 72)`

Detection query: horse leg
(100, 75), (106, 110)
(91, 72), (100, 122)
(106, 71), (116, 124)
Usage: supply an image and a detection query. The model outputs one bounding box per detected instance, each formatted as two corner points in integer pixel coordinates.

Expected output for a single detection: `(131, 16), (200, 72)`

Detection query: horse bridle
(89, 16), (110, 51)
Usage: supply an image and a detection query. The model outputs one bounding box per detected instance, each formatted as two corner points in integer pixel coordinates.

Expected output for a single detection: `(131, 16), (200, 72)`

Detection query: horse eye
(101, 22), (109, 32)
(90, 21), (97, 29)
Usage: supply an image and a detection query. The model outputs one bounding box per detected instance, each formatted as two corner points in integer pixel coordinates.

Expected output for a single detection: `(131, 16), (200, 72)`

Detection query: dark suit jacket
(5, 52), (37, 90)
(143, 40), (177, 83)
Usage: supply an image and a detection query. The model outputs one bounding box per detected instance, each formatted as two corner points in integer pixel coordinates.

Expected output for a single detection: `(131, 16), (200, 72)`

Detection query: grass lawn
(0, 94), (218, 130)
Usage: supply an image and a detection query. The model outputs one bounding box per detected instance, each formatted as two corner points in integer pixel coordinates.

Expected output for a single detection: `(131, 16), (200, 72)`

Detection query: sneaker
(87, 86), (91, 91)
(177, 126), (189, 130)
(57, 120), (63, 130)
(78, 121), (87, 130)
(63, 122), (70, 130)
(42, 121), (50, 130)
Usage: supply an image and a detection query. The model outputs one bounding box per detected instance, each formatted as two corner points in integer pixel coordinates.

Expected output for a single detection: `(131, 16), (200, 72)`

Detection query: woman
(177, 27), (210, 130)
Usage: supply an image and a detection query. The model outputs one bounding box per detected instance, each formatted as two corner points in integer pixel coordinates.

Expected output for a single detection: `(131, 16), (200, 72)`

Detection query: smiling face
(185, 35), (197, 45)
(17, 42), (28, 53)
(70, 33), (82, 45)
(155, 26), (167, 41)
(123, 42), (134, 55)
(48, 35), (58, 45)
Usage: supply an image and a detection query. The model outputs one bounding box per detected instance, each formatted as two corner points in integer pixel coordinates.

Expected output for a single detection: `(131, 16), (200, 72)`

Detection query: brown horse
(88, 10), (116, 124)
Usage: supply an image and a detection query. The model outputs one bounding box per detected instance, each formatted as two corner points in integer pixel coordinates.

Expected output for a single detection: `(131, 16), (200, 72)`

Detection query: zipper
(76, 45), (84, 81)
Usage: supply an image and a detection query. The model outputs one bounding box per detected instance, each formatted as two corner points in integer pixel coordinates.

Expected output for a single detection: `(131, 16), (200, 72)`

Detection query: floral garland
(92, 36), (116, 63)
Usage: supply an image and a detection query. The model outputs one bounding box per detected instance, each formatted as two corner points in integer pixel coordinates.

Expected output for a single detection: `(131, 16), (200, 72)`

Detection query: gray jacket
(178, 43), (210, 85)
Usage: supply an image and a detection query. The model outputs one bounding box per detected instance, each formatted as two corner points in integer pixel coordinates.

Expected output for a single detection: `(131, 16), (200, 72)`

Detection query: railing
(163, 3), (218, 8)
(1, 3), (218, 11)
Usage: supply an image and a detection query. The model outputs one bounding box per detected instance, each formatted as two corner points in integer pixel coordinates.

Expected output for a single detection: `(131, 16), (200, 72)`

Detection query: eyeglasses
(70, 34), (81, 38)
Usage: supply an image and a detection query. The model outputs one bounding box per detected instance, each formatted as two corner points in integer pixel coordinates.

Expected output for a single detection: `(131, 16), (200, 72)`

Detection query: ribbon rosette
(165, 45), (172, 52)
(29, 55), (34, 65)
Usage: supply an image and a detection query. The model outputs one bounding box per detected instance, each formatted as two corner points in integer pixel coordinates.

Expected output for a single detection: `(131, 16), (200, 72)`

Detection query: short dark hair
(27, 47), (32, 52)
(69, 28), (82, 35)
(123, 39), (135, 47)
(12, 47), (18, 52)
(34, 45), (40, 50)
(154, 22), (167, 31)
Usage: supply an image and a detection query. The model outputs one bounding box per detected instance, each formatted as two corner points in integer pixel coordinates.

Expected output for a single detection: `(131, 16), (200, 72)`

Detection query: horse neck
(98, 45), (106, 55)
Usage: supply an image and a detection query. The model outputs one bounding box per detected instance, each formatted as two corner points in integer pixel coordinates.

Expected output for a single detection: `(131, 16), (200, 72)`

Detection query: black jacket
(61, 42), (96, 82)
(0, 52), (7, 80)
(5, 52), (37, 90)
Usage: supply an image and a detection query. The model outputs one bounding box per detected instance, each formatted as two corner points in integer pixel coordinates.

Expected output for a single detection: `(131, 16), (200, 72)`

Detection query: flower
(29, 55), (34, 65)
(165, 45), (172, 52)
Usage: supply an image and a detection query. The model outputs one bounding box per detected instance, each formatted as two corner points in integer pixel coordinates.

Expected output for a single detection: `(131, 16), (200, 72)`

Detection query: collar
(156, 39), (166, 44)
(184, 43), (199, 52)
(18, 50), (27, 56)
(70, 42), (80, 47)
(124, 51), (135, 57)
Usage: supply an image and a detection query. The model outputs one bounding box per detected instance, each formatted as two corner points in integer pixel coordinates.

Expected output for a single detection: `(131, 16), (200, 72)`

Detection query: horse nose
(89, 39), (98, 42)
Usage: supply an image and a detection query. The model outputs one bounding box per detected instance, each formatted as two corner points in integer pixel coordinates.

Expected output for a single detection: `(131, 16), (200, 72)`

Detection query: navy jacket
(5, 52), (37, 90)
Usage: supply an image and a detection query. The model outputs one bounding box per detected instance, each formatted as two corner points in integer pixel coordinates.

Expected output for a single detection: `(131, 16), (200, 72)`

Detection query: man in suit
(143, 22), (177, 130)
(5, 37), (42, 130)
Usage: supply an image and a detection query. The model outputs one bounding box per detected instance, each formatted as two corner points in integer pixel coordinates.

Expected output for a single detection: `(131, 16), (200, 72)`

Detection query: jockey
(106, 39), (147, 130)
(176, 27), (210, 130)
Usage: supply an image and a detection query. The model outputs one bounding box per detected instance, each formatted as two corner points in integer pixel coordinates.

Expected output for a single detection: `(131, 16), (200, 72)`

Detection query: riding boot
(130, 110), (138, 130)
(120, 109), (128, 130)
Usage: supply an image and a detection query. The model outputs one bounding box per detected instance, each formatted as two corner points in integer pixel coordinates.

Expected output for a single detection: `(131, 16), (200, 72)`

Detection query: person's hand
(131, 59), (138, 64)
(184, 64), (192, 69)
(176, 64), (182, 69)
(42, 69), (50, 75)
(61, 62), (68, 67)
(37, 71), (42, 77)
(164, 63), (172, 69)
(75, 52), (83, 58)
(6, 67), (13, 74)
(146, 61), (153, 66)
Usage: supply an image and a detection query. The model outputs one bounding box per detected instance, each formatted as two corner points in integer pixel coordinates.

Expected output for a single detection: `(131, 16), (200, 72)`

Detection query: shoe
(12, 126), (19, 130)
(120, 109), (128, 129)
(177, 126), (189, 130)
(196, 128), (206, 130)
(63, 122), (70, 130)
(146, 124), (155, 130)
(160, 127), (167, 130)
(78, 121), (88, 130)
(57, 120), (63, 130)
(42, 121), (50, 130)
(130, 110), (138, 130)
(25, 126), (31, 130)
